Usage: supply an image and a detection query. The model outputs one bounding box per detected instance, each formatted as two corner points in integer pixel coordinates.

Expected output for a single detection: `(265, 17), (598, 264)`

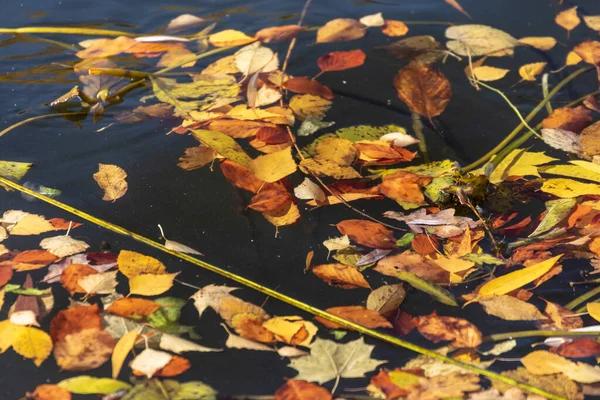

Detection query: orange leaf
(312, 263), (371, 289)
(393, 61), (452, 120)
(220, 160), (283, 193)
(60, 264), (98, 295)
(337, 219), (396, 249)
(231, 313), (276, 343)
(106, 298), (161, 318)
(381, 20), (409, 37)
(0, 250), (58, 272)
(444, 0), (471, 19)
(541, 106), (592, 133)
(30, 384), (72, 400)
(255, 25), (303, 43)
(555, 6), (580, 35)
(50, 304), (101, 343)
(0, 265), (13, 286)
(48, 218), (82, 230)
(53, 327), (114, 371)
(133, 355), (191, 377)
(415, 312), (482, 348)
(317, 49), (366, 73)
(553, 339), (600, 358)
(375, 252), (449, 283)
(411, 234), (439, 255)
(284, 77), (334, 100)
(274, 379), (332, 400)
(248, 188), (294, 213)
(314, 305), (392, 329)
(316, 18), (366, 43)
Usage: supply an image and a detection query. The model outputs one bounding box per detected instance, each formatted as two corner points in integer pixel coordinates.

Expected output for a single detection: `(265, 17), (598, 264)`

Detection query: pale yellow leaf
(209, 30), (256, 47)
(250, 147), (297, 182)
(519, 62), (547, 81)
(93, 164), (128, 202)
(111, 329), (138, 378)
(12, 325), (52, 366)
(517, 37), (557, 51)
(40, 235), (90, 258)
(472, 66), (509, 82)
(289, 94), (332, 121)
(129, 272), (179, 296)
(130, 348), (172, 378)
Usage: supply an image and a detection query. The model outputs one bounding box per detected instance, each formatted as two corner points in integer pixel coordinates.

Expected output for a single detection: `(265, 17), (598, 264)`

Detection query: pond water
(1, 0), (600, 398)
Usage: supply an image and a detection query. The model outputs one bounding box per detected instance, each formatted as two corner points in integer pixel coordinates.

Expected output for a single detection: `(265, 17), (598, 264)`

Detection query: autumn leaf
(521, 350), (600, 383)
(112, 329), (138, 378)
(262, 316), (318, 346)
(555, 7), (580, 36)
(337, 219), (396, 249)
(255, 25), (303, 43)
(478, 295), (544, 321)
(234, 42), (279, 76)
(177, 146), (215, 171)
(274, 380), (332, 400)
(208, 29), (256, 47)
(518, 62), (547, 81)
(57, 376), (131, 395)
(317, 50), (366, 74)
(29, 384), (72, 400)
(289, 94), (332, 121)
(129, 272), (179, 296)
(316, 18), (366, 43)
(192, 129), (252, 168)
(61, 264), (98, 295)
(415, 312), (481, 348)
(289, 337), (387, 384)
(541, 178), (600, 198)
(106, 297), (161, 318)
(50, 304), (101, 343)
(117, 250), (166, 278)
(315, 305), (392, 330)
(382, 20), (409, 37)
(445, 25), (517, 57)
(93, 164), (128, 202)
(12, 325), (53, 366)
(470, 66), (510, 82)
(580, 120), (600, 156)
(444, 0), (471, 19)
(1, 250), (57, 272)
(54, 327), (114, 371)
(191, 284), (269, 326)
(312, 263), (370, 289)
(517, 36), (557, 51)
(130, 348), (172, 378)
(394, 62), (452, 121)
(250, 147), (297, 183)
(284, 77), (334, 100)
(367, 284), (406, 314)
(375, 252), (449, 283)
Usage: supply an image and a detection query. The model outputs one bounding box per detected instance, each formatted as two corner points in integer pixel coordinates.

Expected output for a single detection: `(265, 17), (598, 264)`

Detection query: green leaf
(58, 376), (132, 394)
(395, 271), (458, 307)
(529, 198), (576, 237)
(461, 253), (506, 266)
(122, 379), (217, 400)
(0, 160), (32, 181)
(334, 124), (406, 142)
(5, 284), (44, 296)
(332, 248), (374, 271)
(331, 330), (347, 340)
(191, 129), (252, 168)
(154, 297), (186, 322)
(396, 233), (415, 247)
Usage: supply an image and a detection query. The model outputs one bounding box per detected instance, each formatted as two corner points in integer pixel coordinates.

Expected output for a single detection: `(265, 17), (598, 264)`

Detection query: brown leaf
(284, 77), (334, 100)
(375, 252), (450, 283)
(248, 188), (293, 213)
(539, 301), (583, 331)
(60, 264), (98, 295)
(580, 121), (600, 156)
(316, 18), (366, 43)
(542, 106), (593, 134)
(29, 384), (72, 400)
(554, 339), (600, 358)
(415, 312), (482, 348)
(231, 313), (276, 343)
(444, 0), (471, 19)
(355, 141), (416, 165)
(106, 298), (161, 318)
(93, 163), (128, 202)
(370, 369), (414, 398)
(0, 250), (58, 272)
(54, 327), (114, 371)
(0, 265), (13, 286)
(48, 219), (83, 230)
(317, 50), (366, 73)
(555, 7), (581, 35)
(574, 41), (600, 65)
(312, 263), (371, 289)
(381, 20), (409, 37)
(50, 304), (101, 343)
(177, 146), (215, 171)
(394, 62), (452, 120)
(408, 372), (480, 400)
(255, 25), (303, 43)
(315, 305), (392, 329)
(337, 219), (396, 249)
(411, 234), (439, 255)
(221, 160), (275, 193)
(274, 380), (332, 400)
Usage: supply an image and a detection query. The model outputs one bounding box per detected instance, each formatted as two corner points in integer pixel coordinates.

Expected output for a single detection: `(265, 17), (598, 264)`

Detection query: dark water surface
(1, 0), (600, 398)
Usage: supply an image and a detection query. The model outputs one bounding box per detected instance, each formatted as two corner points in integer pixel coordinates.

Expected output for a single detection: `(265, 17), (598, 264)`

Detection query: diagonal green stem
(565, 285), (600, 310)
(484, 330), (600, 342)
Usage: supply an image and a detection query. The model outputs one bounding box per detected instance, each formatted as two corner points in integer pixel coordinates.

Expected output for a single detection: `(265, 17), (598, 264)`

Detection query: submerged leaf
(445, 24), (517, 56)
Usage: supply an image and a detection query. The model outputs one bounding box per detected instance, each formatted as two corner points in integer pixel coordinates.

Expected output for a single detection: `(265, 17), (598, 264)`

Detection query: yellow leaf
(519, 62), (547, 81)
(192, 129), (252, 168)
(555, 6), (580, 34)
(156, 47), (196, 68)
(521, 350), (600, 383)
(299, 158), (361, 179)
(262, 316), (318, 346)
(566, 51), (583, 66)
(208, 30), (256, 47)
(541, 178), (600, 198)
(0, 160), (32, 180)
(117, 250), (166, 278)
(488, 149), (557, 184)
(587, 303), (600, 323)
(250, 147), (297, 183)
(571, 160), (600, 175)
(93, 164), (128, 202)
(517, 37), (557, 51)
(477, 255), (562, 299)
(0, 320), (18, 353)
(9, 214), (56, 236)
(315, 137), (357, 166)
(472, 66), (509, 82)
(584, 15), (600, 32)
(112, 329), (138, 378)
(543, 163), (600, 183)
(433, 256), (475, 274)
(12, 325), (53, 366)
(289, 94), (332, 121)
(129, 272), (179, 296)
(262, 203), (301, 227)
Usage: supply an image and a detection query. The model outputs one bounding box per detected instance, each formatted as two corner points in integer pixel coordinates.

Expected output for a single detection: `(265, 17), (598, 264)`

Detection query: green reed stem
(0, 112), (87, 138)
(565, 285), (600, 311)
(484, 330), (600, 342)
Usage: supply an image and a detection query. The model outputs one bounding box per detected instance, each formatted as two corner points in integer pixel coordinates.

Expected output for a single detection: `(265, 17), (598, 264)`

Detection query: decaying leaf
(337, 219), (396, 249)
(312, 263), (370, 289)
(479, 295), (544, 321)
(314, 306), (392, 330)
(93, 164), (128, 202)
(274, 380), (332, 400)
(445, 24), (517, 57)
(317, 50), (366, 73)
(316, 19), (366, 43)
(415, 312), (482, 347)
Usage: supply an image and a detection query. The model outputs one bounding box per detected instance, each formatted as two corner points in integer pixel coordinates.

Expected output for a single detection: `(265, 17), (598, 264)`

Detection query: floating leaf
(366, 284), (406, 314)
(529, 199), (576, 237)
(316, 18), (366, 43)
(444, 0), (471, 19)
(93, 164), (128, 202)
(117, 250), (166, 278)
(0, 161), (32, 180)
(381, 20), (409, 37)
(479, 295), (545, 321)
(541, 178), (600, 198)
(312, 263), (370, 289)
(274, 380), (332, 400)
(445, 24), (517, 57)
(415, 312), (482, 348)
(584, 15), (600, 32)
(160, 333), (222, 354)
(488, 149), (557, 184)
(519, 62), (547, 81)
(112, 329), (138, 378)
(555, 7), (580, 35)
(208, 29), (256, 47)
(234, 42), (279, 76)
(541, 128), (584, 156)
(472, 66), (510, 81)
(255, 25), (303, 43)
(396, 271), (458, 306)
(580, 120), (600, 156)
(315, 306), (392, 330)
(379, 36), (444, 64)
(12, 325), (52, 366)
(250, 147), (297, 183)
(522, 350), (600, 383)
(129, 272), (179, 296)
(517, 36), (557, 50)
(359, 12), (385, 27)
(54, 327), (114, 371)
(289, 94), (332, 121)
(542, 106), (592, 134)
(317, 50), (366, 73)
(130, 348), (172, 378)
(337, 219), (396, 249)
(58, 376), (131, 395)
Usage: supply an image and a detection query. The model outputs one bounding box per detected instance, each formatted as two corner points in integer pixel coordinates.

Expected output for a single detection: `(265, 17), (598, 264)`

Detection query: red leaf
(553, 338), (600, 358)
(317, 49), (366, 73)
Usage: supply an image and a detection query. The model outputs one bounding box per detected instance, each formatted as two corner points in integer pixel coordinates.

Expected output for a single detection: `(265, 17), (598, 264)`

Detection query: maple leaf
(289, 337), (387, 385)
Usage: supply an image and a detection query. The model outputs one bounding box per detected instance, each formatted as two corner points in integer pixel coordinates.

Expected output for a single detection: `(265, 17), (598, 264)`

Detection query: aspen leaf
(517, 37), (557, 51)
(112, 329), (138, 378)
(584, 15), (600, 32)
(316, 18), (366, 43)
(208, 29), (256, 47)
(394, 62), (452, 120)
(93, 164), (128, 202)
(477, 255), (562, 299)
(555, 7), (580, 35)
(165, 14), (205, 34)
(312, 263), (370, 289)
(472, 66), (509, 81)
(129, 272), (179, 296)
(57, 376), (131, 395)
(78, 270), (118, 295)
(588, 303), (600, 323)
(250, 147), (297, 182)
(284, 77), (334, 100)
(12, 325), (52, 366)
(445, 25), (517, 57)
(117, 250), (166, 278)
(289, 94), (332, 121)
(317, 49), (366, 73)
(519, 62), (547, 81)
(262, 202), (301, 227)
(381, 20), (409, 37)
(192, 284), (269, 325)
(289, 337), (386, 384)
(366, 284), (406, 313)
(50, 304), (101, 343)
(54, 328), (114, 371)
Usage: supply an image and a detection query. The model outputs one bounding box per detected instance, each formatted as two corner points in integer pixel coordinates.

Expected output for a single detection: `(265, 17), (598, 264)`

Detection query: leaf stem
(0, 111), (87, 138)
(462, 67), (593, 172)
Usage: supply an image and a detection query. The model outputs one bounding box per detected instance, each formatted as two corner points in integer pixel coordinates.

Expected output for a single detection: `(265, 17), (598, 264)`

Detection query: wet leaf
(106, 297), (161, 318)
(488, 149), (557, 184)
(299, 157), (361, 179)
(294, 178), (326, 203)
(262, 316), (317, 346)
(415, 312), (481, 348)
(250, 147), (297, 182)
(517, 36), (557, 50)
(129, 272), (179, 296)
(522, 350), (600, 383)
(479, 295), (544, 320)
(312, 263), (370, 289)
(519, 62), (547, 81)
(316, 18), (366, 43)
(337, 219), (396, 249)
(555, 7), (580, 35)
(471, 66), (510, 81)
(530, 199), (576, 237)
(60, 264), (98, 295)
(289, 94), (332, 121)
(57, 376), (131, 395)
(191, 129), (252, 168)
(192, 284), (269, 325)
(12, 325), (52, 366)
(54, 327), (114, 371)
(542, 106), (592, 134)
(208, 29), (256, 47)
(379, 35), (444, 64)
(2, 250), (56, 272)
(235, 42), (279, 76)
(366, 284), (406, 313)
(580, 120), (600, 156)
(165, 14), (205, 34)
(541, 178), (600, 198)
(541, 128), (584, 156)
(381, 20), (409, 37)
(111, 329), (138, 378)
(121, 379), (215, 400)
(396, 271), (459, 306)
(255, 25), (303, 43)
(117, 250), (166, 278)
(29, 384), (72, 400)
(130, 348), (172, 378)
(78, 270), (118, 295)
(445, 25), (517, 57)
(394, 62), (452, 120)
(584, 15), (600, 32)
(93, 164), (128, 202)
(375, 252), (449, 283)
(50, 304), (101, 343)
(0, 161), (32, 180)
(317, 49), (366, 73)
(289, 337), (386, 384)
(274, 380), (332, 400)
(160, 333), (222, 354)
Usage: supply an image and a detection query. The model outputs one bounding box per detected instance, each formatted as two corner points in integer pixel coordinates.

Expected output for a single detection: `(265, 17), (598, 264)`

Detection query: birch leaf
(359, 13), (385, 27)
(472, 66), (509, 81)
(479, 296), (545, 321)
(445, 25), (517, 57)
(93, 164), (128, 202)
(0, 160), (32, 180)
(129, 272), (179, 296)
(130, 348), (172, 378)
(12, 326), (52, 366)
(234, 42), (279, 76)
(584, 16), (600, 32)
(40, 235), (90, 258)
(78, 270), (118, 295)
(555, 7), (580, 35)
(517, 37), (557, 50)
(159, 333), (222, 354)
(519, 62), (547, 81)
(289, 337), (387, 384)
(117, 250), (166, 278)
(477, 255), (563, 299)
(250, 147), (297, 182)
(192, 130), (252, 168)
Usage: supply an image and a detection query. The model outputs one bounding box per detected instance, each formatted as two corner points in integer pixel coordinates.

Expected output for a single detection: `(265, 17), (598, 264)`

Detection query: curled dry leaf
(415, 312), (482, 348)
(316, 18), (366, 43)
(93, 164), (128, 202)
(359, 12), (385, 28)
(312, 263), (370, 289)
(394, 62), (452, 121)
